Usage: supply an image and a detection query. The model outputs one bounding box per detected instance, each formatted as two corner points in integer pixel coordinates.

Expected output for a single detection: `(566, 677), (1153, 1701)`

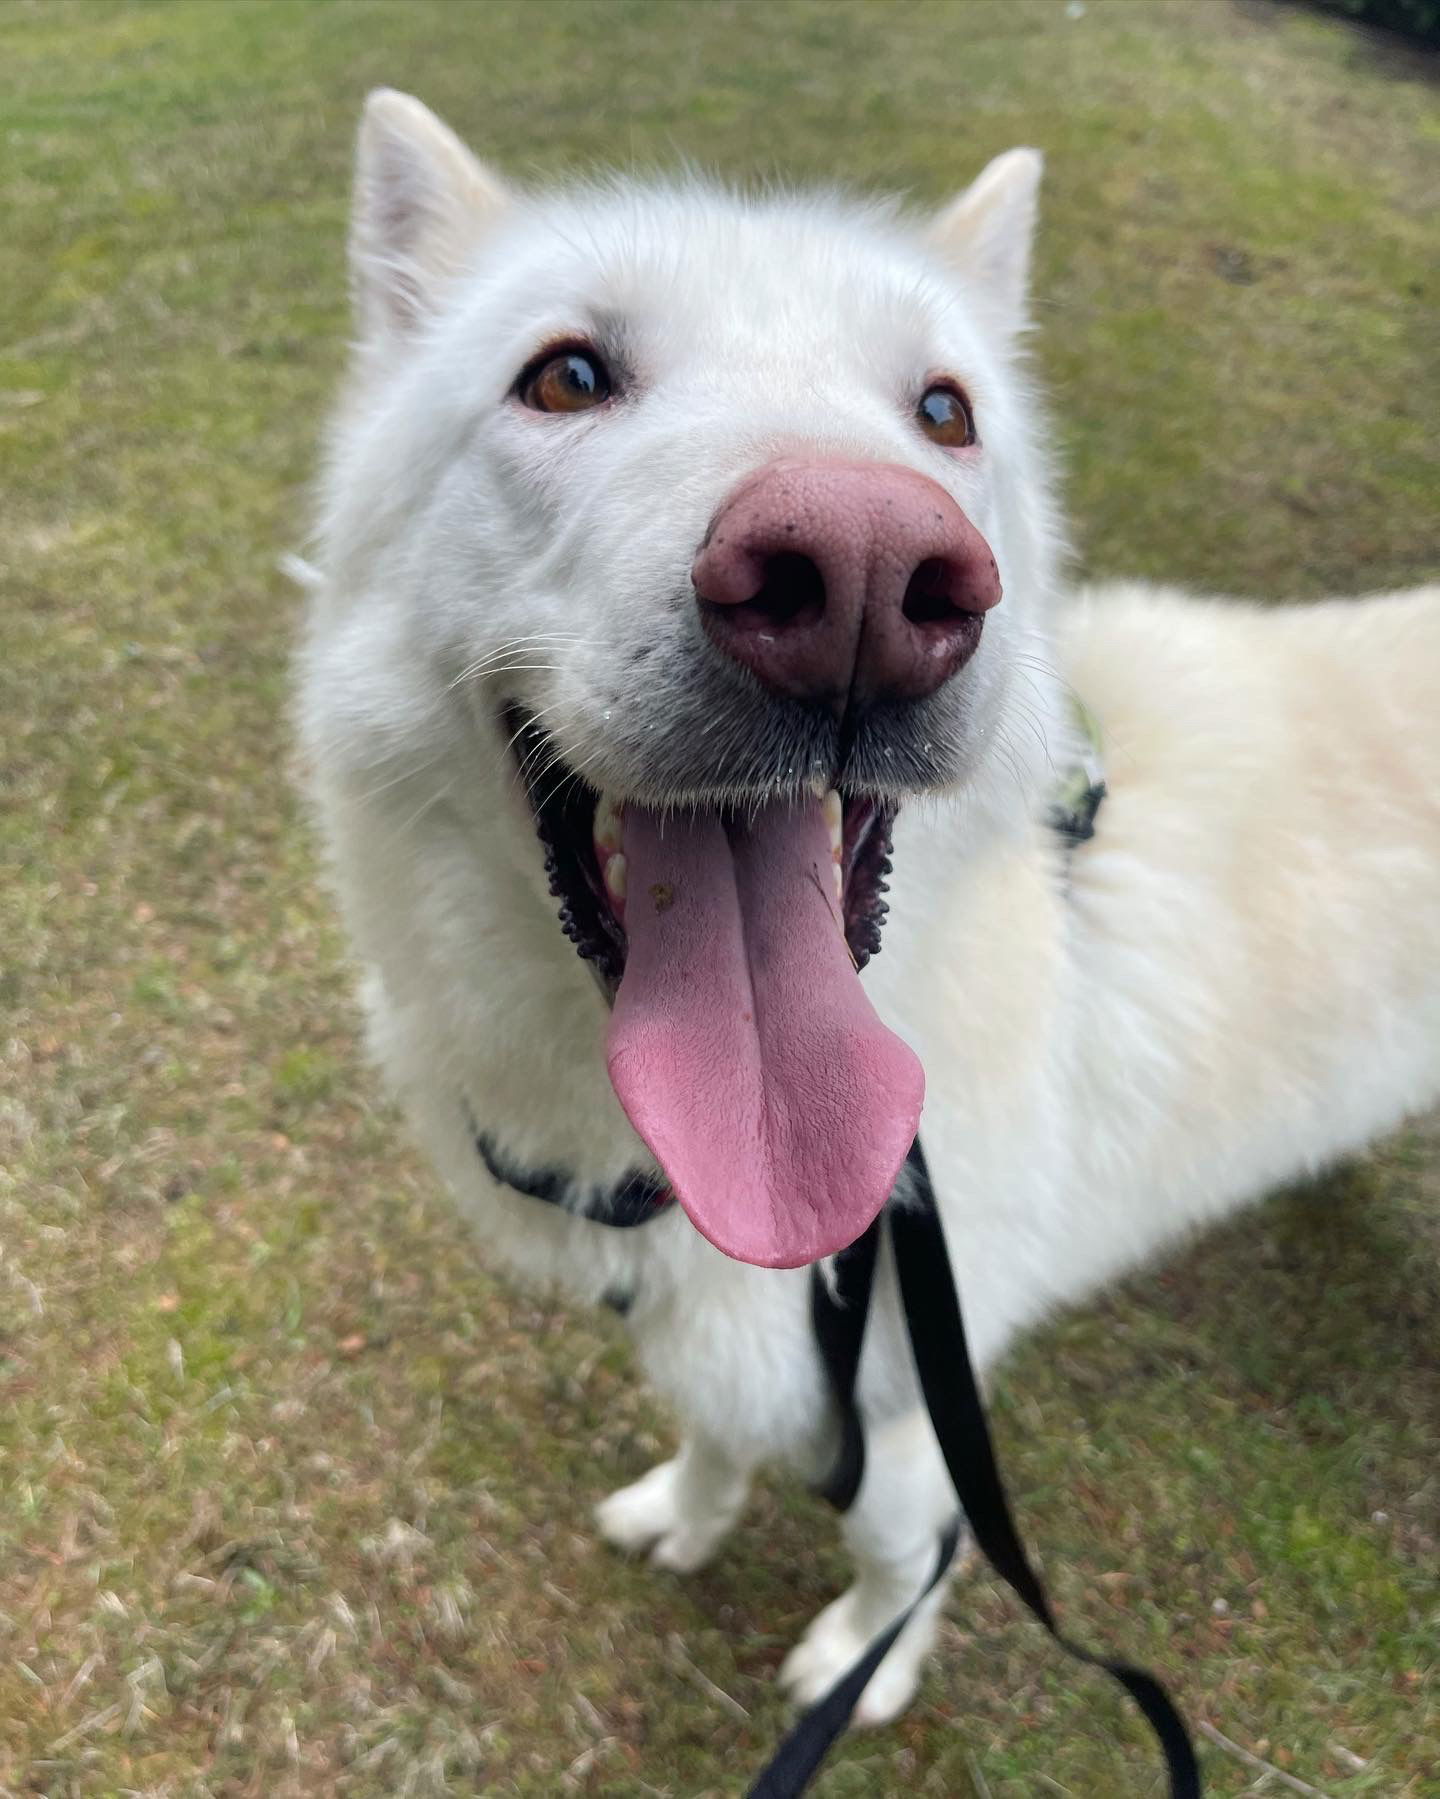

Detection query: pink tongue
(605, 797), (924, 1269)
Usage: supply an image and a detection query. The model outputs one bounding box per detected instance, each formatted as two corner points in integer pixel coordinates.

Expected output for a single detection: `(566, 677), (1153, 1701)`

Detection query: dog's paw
(594, 1458), (729, 1573)
(647, 1522), (727, 1575)
(594, 1459), (682, 1552)
(778, 1588), (931, 1728)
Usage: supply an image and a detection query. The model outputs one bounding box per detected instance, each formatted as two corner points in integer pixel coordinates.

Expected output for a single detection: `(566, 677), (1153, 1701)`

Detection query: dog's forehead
(494, 185), (959, 366)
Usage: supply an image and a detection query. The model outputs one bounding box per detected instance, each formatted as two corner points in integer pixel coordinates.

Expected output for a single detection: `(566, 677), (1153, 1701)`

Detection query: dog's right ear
(350, 89), (509, 353)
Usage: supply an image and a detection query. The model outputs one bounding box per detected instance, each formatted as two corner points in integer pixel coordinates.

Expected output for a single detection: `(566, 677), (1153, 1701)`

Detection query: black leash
(472, 1109), (1199, 1791)
(808, 1216), (880, 1513)
(748, 1140), (1201, 1798)
(747, 1521), (961, 1799)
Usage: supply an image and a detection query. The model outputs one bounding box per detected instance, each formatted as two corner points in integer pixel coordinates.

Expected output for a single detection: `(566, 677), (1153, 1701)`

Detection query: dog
(296, 88), (1440, 1730)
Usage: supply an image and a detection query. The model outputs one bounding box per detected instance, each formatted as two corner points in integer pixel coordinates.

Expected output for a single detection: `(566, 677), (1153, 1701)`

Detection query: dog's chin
(503, 704), (909, 992)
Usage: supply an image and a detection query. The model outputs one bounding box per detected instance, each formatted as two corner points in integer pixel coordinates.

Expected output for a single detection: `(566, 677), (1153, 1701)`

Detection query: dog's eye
(916, 383), (976, 449)
(519, 349), (612, 414)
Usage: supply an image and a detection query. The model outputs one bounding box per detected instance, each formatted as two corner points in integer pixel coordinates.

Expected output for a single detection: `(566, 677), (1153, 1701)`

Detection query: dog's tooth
(822, 788), (843, 856)
(832, 859), (844, 903)
(604, 851), (628, 906)
(593, 794), (624, 854)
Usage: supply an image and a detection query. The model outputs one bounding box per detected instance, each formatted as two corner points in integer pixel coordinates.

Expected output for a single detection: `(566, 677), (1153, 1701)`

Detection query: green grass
(1, 2), (1436, 1794)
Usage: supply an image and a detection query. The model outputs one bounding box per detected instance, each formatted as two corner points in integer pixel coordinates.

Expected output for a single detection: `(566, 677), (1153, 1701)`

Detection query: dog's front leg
(779, 1407), (965, 1727)
(594, 1432), (753, 1574)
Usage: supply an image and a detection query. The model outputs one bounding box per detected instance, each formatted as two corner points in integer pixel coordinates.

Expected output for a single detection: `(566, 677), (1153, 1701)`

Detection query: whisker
(446, 632), (586, 692)
(350, 752), (449, 808)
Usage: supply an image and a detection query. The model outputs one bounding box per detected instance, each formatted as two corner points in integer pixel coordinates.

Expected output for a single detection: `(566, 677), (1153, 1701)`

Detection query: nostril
(705, 551), (827, 635)
(755, 552), (826, 627)
(902, 558), (964, 627)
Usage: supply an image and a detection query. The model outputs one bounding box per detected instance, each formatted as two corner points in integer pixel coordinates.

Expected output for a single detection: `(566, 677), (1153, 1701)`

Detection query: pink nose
(693, 460), (1001, 711)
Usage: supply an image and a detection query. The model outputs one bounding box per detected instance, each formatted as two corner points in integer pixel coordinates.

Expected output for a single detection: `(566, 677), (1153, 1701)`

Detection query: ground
(1, 2), (1437, 1794)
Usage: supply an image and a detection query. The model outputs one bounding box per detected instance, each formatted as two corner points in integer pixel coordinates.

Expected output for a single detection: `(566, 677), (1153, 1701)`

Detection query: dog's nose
(693, 460), (1001, 711)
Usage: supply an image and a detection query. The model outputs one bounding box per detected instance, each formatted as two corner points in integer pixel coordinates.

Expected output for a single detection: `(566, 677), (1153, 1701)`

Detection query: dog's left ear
(928, 147), (1043, 332)
(350, 88), (510, 353)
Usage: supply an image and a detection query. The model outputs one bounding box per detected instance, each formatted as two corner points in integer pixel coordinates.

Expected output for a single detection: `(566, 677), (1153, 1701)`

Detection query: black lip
(504, 705), (898, 987)
(507, 706), (627, 986)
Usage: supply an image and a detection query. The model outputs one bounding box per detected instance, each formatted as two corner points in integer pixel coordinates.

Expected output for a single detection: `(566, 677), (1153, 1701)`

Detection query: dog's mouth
(512, 711), (898, 988)
(509, 708), (925, 1269)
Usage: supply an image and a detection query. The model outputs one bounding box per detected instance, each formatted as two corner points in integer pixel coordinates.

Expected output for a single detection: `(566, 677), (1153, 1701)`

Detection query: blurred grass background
(2, 2), (1437, 1794)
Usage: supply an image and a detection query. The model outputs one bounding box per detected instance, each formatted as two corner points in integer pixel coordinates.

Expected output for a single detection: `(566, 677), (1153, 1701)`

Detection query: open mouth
(508, 709), (899, 991)
(507, 706), (925, 1271)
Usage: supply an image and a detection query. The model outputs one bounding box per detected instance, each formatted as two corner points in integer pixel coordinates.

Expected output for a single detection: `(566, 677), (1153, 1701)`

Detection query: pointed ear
(927, 147), (1043, 328)
(350, 88), (509, 348)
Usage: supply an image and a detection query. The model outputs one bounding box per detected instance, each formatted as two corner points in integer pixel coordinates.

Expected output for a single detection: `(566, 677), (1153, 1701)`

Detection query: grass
(1, 1), (1436, 1794)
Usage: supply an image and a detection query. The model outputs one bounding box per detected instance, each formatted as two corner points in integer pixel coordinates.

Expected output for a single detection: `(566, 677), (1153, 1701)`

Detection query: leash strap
(893, 1143), (1200, 1796)
(748, 1141), (1201, 1798)
(746, 1522), (961, 1799)
(808, 1218), (882, 1512)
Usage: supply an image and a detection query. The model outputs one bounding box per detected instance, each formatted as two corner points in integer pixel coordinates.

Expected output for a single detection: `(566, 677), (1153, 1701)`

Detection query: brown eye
(917, 382), (976, 449)
(520, 348), (612, 414)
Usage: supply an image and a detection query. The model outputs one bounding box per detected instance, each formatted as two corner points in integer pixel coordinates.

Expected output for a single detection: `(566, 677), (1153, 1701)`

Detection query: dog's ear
(350, 88), (509, 350)
(928, 148), (1043, 331)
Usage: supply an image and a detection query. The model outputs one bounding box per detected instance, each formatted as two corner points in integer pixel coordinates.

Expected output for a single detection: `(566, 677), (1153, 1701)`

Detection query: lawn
(1, 2), (1436, 1794)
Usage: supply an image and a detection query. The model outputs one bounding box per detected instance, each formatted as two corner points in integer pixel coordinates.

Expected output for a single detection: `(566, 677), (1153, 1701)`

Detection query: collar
(1048, 694), (1106, 847)
(474, 1126), (674, 1229)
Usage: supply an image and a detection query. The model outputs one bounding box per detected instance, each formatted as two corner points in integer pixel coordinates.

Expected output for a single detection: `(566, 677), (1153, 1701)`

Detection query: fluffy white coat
(297, 91), (1440, 1723)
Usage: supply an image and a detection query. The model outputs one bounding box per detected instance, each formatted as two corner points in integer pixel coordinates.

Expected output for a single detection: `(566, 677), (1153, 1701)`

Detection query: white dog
(297, 90), (1440, 1731)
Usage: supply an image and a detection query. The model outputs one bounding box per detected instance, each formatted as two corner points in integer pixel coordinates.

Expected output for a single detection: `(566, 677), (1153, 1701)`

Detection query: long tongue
(605, 797), (923, 1268)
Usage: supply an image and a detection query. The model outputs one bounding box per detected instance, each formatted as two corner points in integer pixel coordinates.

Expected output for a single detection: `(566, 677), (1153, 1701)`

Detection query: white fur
(297, 92), (1440, 1727)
